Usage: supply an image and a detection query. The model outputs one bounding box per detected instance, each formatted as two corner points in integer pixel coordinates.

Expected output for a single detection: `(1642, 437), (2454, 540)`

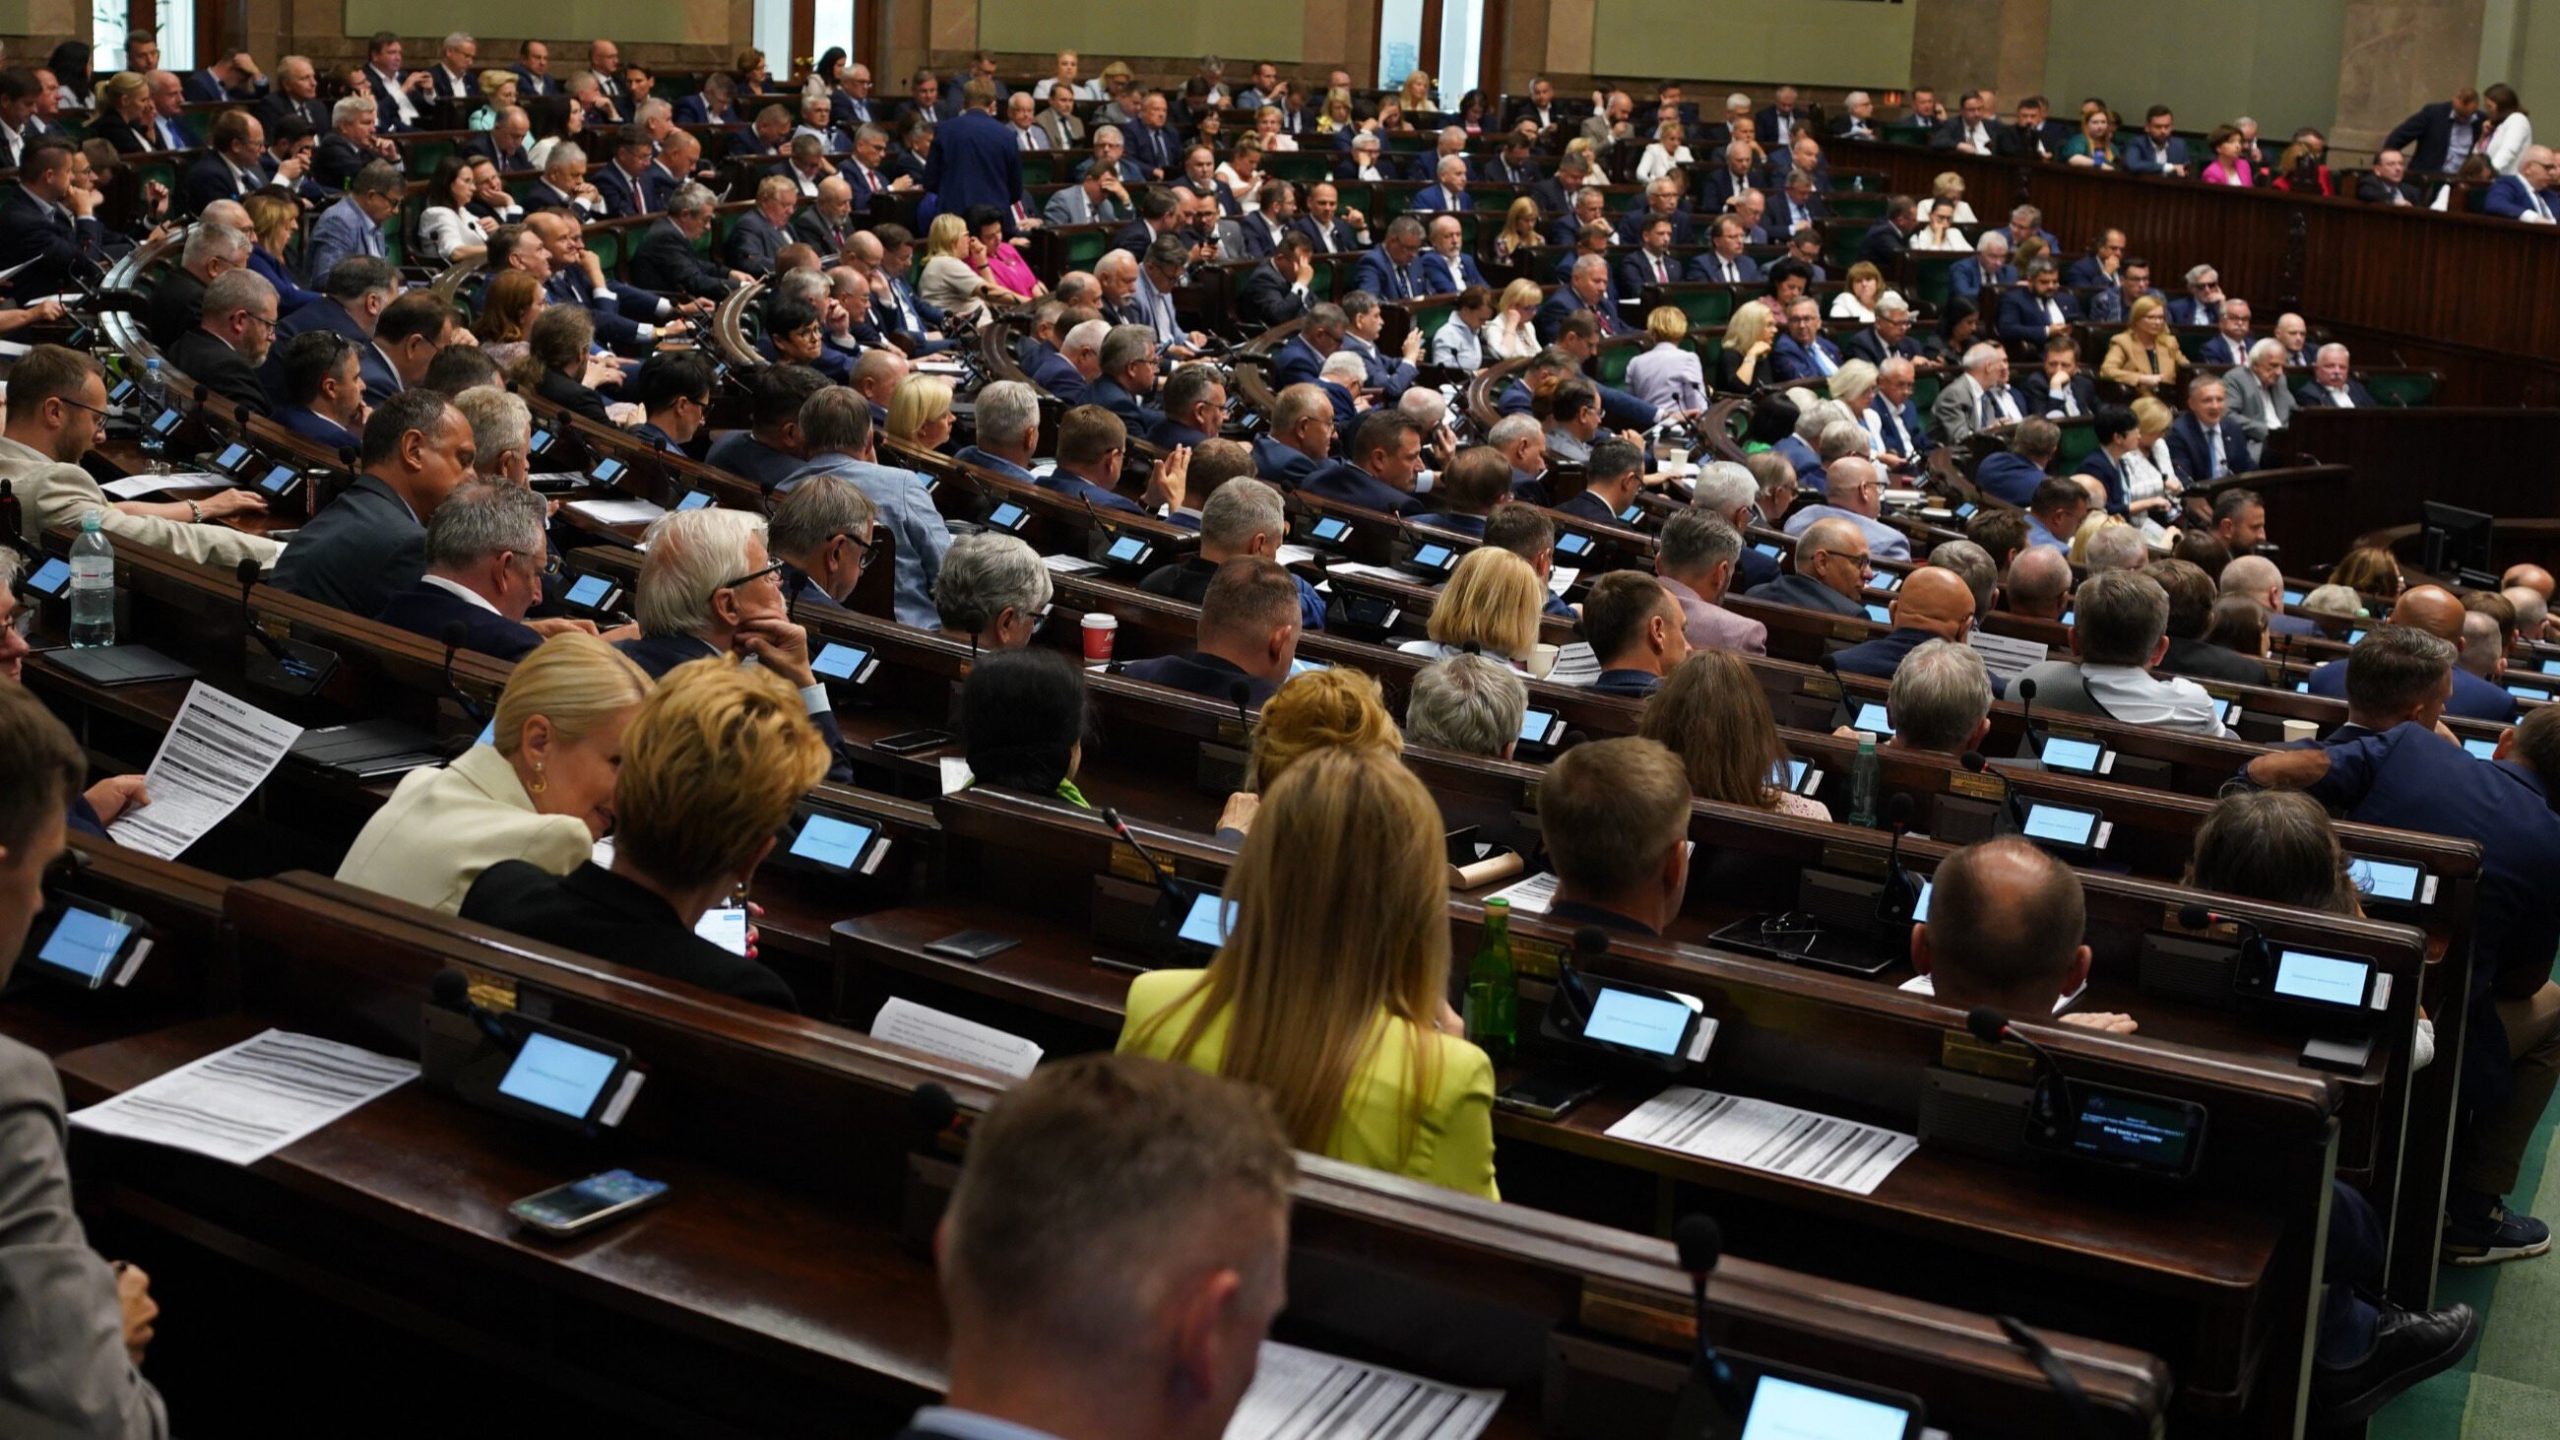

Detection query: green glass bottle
(1463, 899), (1518, 1063)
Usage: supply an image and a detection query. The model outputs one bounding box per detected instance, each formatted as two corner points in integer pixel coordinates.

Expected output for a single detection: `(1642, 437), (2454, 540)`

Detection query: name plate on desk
(1945, 771), (2005, 802)
(1799, 673), (1843, 701)
(1938, 1030), (2039, 1085)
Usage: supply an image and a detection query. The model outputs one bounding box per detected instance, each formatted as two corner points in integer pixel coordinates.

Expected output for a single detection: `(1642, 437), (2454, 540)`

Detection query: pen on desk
(1090, 955), (1147, 975)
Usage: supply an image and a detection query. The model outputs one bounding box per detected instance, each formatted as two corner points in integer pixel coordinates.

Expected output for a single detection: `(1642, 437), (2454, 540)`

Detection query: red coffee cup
(1081, 612), (1118, 668)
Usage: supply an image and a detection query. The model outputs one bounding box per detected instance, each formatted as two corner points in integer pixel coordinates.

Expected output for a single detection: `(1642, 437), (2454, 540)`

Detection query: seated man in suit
(178, 109), (275, 217)
(2222, 339), (2297, 464)
(1351, 216), (1428, 303)
(1699, 140), (1761, 214)
(1619, 212), (1686, 299)
(141, 218), (242, 348)
(1337, 291), (1417, 403)
(1305, 410), (1428, 516)
(706, 364), (827, 494)
(1040, 403), (1193, 525)
(592, 125), (665, 219)
(2166, 264), (2228, 326)
(1784, 455), (1911, 562)
(2488, 148), (2560, 221)
(2358, 148), (2427, 207)
(1652, 507), (1768, 656)
(2084, 257), (2164, 327)
(1974, 416), (2060, 507)
(1412, 153), (1473, 214)
(631, 183), (746, 301)
(1149, 363), (1226, 451)
(2063, 228), (2126, 291)
(1687, 214), (1765, 285)
(1996, 259), (2081, 350)
(1536, 255), (1628, 344)
(1856, 195), (1920, 268)
(2165, 375), (2256, 484)
(1842, 293), (1928, 368)
(1088, 324), (1169, 435)
(374, 480), (564, 660)
(274, 389), (475, 616)
(257, 54), (330, 135)
(271, 329), (369, 451)
(1769, 296), (1844, 382)
(2303, 586), (2518, 724)
(1831, 565), (2006, 694)
(1414, 213), (1485, 295)
(2296, 343), (2381, 408)
(1235, 233), (1316, 329)
(463, 104), (535, 173)
(2013, 571), (2230, 735)
(1750, 516), (1875, 618)
(724, 176), (799, 277)
(2151, 556), (2276, 686)
(306, 159), (401, 282)
(2022, 336), (2097, 419)
(2123, 107), (2193, 176)
(1581, 571), (1692, 698)
(1948, 230), (2015, 305)
(1121, 556), (1301, 708)
(1615, 178), (1697, 247)
(1251, 383), (1336, 488)
(0, 140), (103, 302)
(2194, 296), (2255, 369)
(166, 268), (279, 416)
(1865, 357), (1936, 477)
(1557, 436), (1644, 525)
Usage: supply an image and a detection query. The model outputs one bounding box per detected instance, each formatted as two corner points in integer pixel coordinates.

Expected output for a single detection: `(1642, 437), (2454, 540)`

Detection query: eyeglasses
(833, 528), (880, 568)
(719, 558), (787, 591)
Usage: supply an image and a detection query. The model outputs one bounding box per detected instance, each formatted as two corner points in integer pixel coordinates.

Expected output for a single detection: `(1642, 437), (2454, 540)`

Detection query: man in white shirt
(1783, 456), (1911, 561)
(1004, 91), (1048, 150)
(2298, 343), (2379, 409)
(2016, 571), (2230, 735)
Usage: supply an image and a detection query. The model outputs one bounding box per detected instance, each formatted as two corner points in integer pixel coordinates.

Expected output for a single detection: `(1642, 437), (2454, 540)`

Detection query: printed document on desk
(108, 681), (302, 860)
(70, 1029), (419, 1166)
(1224, 1340), (1500, 1440)
(871, 997), (1042, 1079)
(1607, 1086), (1917, 1195)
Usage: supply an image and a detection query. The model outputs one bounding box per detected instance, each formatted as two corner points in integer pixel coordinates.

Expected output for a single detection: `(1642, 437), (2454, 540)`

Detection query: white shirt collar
(422, 573), (501, 614)
(904, 1410), (1066, 1440)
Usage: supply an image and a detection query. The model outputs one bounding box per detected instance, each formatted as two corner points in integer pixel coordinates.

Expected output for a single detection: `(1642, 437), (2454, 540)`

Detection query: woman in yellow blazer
(1118, 747), (1498, 1200)
(2099, 294), (2185, 398)
(336, 633), (651, 913)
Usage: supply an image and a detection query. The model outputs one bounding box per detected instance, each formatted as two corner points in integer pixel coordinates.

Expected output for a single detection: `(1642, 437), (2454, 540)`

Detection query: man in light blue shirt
(2022, 473), (2093, 551)
(776, 387), (949, 628)
(304, 160), (398, 284)
(1781, 456), (1911, 562)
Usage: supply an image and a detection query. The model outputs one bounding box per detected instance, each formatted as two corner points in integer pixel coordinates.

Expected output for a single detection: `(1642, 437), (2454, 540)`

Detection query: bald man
(1828, 565), (2010, 695)
(2305, 585), (2518, 722)
(2503, 586), (2555, 645)
(2003, 544), (2073, 621)
(2503, 564), (2555, 601)
(2222, 553), (2318, 639)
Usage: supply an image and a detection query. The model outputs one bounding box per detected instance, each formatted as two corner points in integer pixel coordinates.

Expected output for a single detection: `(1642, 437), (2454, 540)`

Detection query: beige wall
(899, 0), (1374, 90)
(2044, 0), (2343, 144)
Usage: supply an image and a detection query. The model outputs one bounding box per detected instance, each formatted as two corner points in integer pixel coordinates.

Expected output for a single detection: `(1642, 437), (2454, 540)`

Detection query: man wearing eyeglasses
(1780, 456), (1911, 562)
(375, 481), (608, 660)
(766, 476), (881, 615)
(629, 353), (713, 454)
(1746, 515), (1873, 619)
(168, 268), (280, 416)
(0, 344), (278, 570)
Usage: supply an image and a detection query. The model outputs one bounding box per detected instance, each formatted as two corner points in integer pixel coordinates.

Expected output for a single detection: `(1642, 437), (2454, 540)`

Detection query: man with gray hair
(1785, 456), (1910, 561)
(1749, 515), (1872, 618)
(453, 386), (533, 485)
(144, 217), (249, 347)
(1138, 471), (1324, 629)
(1691, 460), (1781, 591)
(2083, 522), (2149, 575)
(1930, 539), (1999, 618)
(1487, 413), (1548, 500)
(934, 532), (1052, 650)
(2016, 571), (2228, 734)
(2299, 342), (2380, 410)
(1253, 383), (1338, 487)
(2003, 543), (2073, 622)
(2504, 586), (2551, 645)
(168, 267), (277, 415)
(2223, 336), (2297, 462)
(1654, 509), (1766, 655)
(1932, 340), (2026, 444)
(375, 482), (567, 659)
(307, 156), (399, 280)
(779, 387), (950, 628)
(1887, 639), (1996, 756)
(1408, 653), (1529, 758)
(768, 473), (882, 613)
(633, 181), (744, 299)
(956, 379), (1043, 483)
(2460, 609), (2508, 683)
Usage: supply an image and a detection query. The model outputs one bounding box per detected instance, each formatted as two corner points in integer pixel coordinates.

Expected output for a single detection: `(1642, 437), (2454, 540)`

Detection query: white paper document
(108, 682), (302, 860)
(1900, 972), (2087, 1014)
(1483, 870), (1558, 915)
(1041, 553), (1104, 574)
(1223, 1340), (1501, 1440)
(1543, 641), (1602, 686)
(99, 472), (235, 499)
(1323, 562), (1413, 583)
(1966, 631), (2050, 686)
(69, 1029), (419, 1166)
(1273, 544), (1319, 568)
(565, 496), (668, 527)
(1606, 1086), (1917, 1196)
(871, 997), (1043, 1079)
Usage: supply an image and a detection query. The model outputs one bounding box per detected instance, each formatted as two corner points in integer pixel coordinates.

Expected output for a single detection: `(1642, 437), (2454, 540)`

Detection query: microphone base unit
(243, 630), (342, 698)
(2136, 934), (2242, 1011)
(1918, 1066), (2044, 1162)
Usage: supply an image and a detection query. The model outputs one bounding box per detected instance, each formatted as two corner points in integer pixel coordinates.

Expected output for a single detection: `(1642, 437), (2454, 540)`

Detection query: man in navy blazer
(1687, 216), (1765, 285)
(2481, 151), (2559, 220)
(1768, 298), (1844, 382)
(1266, 303), (1347, 390)
(2165, 264), (2227, 327)
(1973, 419), (2061, 507)
(1351, 217), (1428, 302)
(2165, 377), (2257, 485)
(2296, 344), (2383, 408)
(1997, 262), (2082, 349)
(1253, 384), (1336, 487)
(1302, 411), (1427, 516)
(1866, 360), (1934, 473)
(1039, 403), (1197, 530)
(1614, 181), (1696, 246)
(2301, 587), (2518, 724)
(1413, 216), (1485, 294)
(372, 481), (555, 661)
(1618, 213), (1687, 299)
(273, 391), (472, 617)
(2063, 229), (2127, 290)
(1948, 238), (2016, 304)
(1536, 257), (1627, 343)
(921, 80), (1026, 234)
(1699, 144), (1761, 214)
(2383, 92), (2489, 175)
(593, 129), (664, 219)
(1119, 557), (1301, 709)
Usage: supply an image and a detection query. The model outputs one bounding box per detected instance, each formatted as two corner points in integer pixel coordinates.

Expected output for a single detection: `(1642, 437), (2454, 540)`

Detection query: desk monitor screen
(497, 1031), (621, 1120)
(788, 813), (877, 870)
(34, 907), (134, 984)
(2040, 736), (2104, 774)
(212, 441), (252, 473)
(1911, 879), (1933, 923)
(1105, 534), (1150, 564)
(1309, 516), (1350, 544)
(1520, 708), (1563, 747)
(526, 426), (554, 455)
(1411, 542), (1454, 571)
(26, 557), (71, 597)
(1862, 603), (1891, 624)
(1617, 502), (1644, 524)
(2464, 737), (2500, 760)
(1583, 988), (1692, 1056)
(2347, 857), (2421, 905)
(1768, 757), (1809, 792)
(1871, 571), (1902, 593)
(2275, 949), (2372, 1008)
(2069, 1089), (2204, 1175)
(564, 574), (614, 609)
(812, 643), (871, 680)
(589, 457), (626, 486)
(1753, 541), (1784, 559)
(258, 464), (301, 496)
(1555, 530), (1594, 557)
(1177, 890), (1237, 949)
(674, 490), (714, 512)
(1956, 502), (1978, 519)
(1738, 1374), (1917, 1440)
(2022, 802), (2098, 848)
(1850, 702), (1893, 736)
(2283, 588), (2305, 606)
(2509, 682), (2553, 704)
(2542, 659), (2560, 678)
(147, 407), (183, 437)
(987, 500), (1027, 531)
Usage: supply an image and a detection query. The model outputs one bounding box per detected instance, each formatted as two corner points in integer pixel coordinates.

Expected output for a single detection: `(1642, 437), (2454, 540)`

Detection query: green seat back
(2364, 371), (2436, 407)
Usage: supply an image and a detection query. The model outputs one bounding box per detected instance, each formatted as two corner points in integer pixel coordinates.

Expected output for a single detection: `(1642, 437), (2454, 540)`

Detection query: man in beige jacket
(1, 345), (280, 571)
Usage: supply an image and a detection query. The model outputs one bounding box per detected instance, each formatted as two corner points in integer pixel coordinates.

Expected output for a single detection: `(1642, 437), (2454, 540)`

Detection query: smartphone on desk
(509, 1169), (670, 1237)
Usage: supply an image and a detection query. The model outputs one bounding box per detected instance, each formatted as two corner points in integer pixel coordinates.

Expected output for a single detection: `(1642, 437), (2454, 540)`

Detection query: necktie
(1652, 255), (1667, 283)
(1723, 260), (1737, 284)
(2207, 426), (2225, 478)
(1978, 393), (1992, 428)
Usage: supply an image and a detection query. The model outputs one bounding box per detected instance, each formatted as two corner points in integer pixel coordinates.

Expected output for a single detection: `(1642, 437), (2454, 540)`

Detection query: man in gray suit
(1042, 166), (1129, 228)
(0, 685), (170, 1437)
(273, 388), (476, 616)
(1931, 342), (2027, 445)
(2221, 338), (2297, 465)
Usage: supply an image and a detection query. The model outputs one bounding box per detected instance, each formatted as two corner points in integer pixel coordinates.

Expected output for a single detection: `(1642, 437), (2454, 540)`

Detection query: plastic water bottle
(137, 357), (167, 458)
(69, 510), (115, 648)
(1848, 735), (1881, 828)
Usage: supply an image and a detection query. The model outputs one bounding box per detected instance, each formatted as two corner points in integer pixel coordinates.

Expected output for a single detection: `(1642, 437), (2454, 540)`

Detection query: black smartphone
(923, 930), (1020, 962)
(875, 728), (955, 756)
(1495, 1071), (1603, 1121)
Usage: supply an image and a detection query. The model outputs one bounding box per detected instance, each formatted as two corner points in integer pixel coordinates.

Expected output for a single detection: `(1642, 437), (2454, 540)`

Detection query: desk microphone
(235, 557), (312, 677)
(910, 1081), (960, 1145)
(1666, 1212), (1748, 1437)
(1966, 1006), (2070, 1132)
(2177, 902), (2272, 982)
(2012, 676), (2043, 760)
(0, 480), (22, 552)
(1876, 793), (1920, 924)
(430, 969), (512, 1045)
(1100, 806), (1187, 910)
(1227, 679), (1253, 729)
(1960, 749), (2026, 831)
(439, 622), (488, 722)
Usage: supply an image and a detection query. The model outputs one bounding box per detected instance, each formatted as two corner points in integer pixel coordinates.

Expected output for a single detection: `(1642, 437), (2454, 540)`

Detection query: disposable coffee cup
(1081, 612), (1118, 669)
(2281, 718), (2318, 743)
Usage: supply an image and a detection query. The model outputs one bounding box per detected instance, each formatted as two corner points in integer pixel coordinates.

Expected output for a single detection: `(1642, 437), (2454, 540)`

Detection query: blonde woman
(91, 72), (156, 153)
(1399, 70), (1436, 115)
(1217, 137), (1266, 211)
(1253, 105), (1297, 153)
(1481, 278), (1544, 361)
(1219, 667), (1403, 839)
(1716, 300), (1778, 393)
(337, 633), (651, 913)
(1119, 747), (1497, 1199)
(887, 372), (957, 452)
(2100, 295), (2185, 395)
(917, 212), (999, 326)
(2119, 395), (2183, 517)
(1626, 305), (1706, 417)
(1565, 135), (1610, 185)
(461, 656), (831, 1010)
(1931, 171), (1978, 225)
(1636, 120), (1693, 184)
(1399, 547), (1546, 670)
(1494, 197), (1544, 263)
(470, 69), (517, 131)
(1639, 651), (1830, 820)
(1318, 89), (1355, 136)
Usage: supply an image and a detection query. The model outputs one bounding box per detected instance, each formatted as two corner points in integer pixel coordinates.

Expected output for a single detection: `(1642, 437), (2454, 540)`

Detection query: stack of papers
(108, 683), (301, 860)
(1224, 1342), (1500, 1440)
(871, 998), (1042, 1078)
(69, 1029), (418, 1165)
(1606, 1086), (1917, 1195)
(100, 473), (234, 499)
(566, 496), (668, 527)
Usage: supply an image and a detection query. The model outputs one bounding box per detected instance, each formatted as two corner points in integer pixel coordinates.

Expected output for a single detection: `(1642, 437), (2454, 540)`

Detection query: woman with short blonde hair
(2101, 294), (2184, 394)
(1120, 747), (1496, 1198)
(1403, 547), (1544, 666)
(1931, 171), (1977, 224)
(337, 633), (652, 913)
(1495, 196), (1543, 262)
(1717, 300), (1778, 393)
(1639, 650), (1829, 819)
(887, 372), (957, 451)
(2119, 393), (2182, 514)
(1247, 666), (1401, 791)
(1482, 277), (1545, 362)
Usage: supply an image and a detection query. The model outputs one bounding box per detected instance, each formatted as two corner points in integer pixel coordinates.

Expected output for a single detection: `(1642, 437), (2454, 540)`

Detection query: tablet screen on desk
(987, 500), (1027, 530)
(2274, 949), (2370, 1008)
(497, 1032), (620, 1120)
(1850, 702), (1893, 736)
(788, 813), (876, 870)
(1583, 988), (1691, 1056)
(1177, 890), (1237, 949)
(565, 574), (614, 609)
(2464, 737), (2499, 760)
(1410, 542), (1453, 571)
(212, 441), (252, 473)
(35, 907), (131, 983)
(1106, 535), (1150, 564)
(812, 643), (871, 680)
(26, 557), (70, 597)
(2041, 736), (2103, 774)
(1911, 879), (1933, 923)
(2346, 857), (2420, 904)
(1739, 1375), (1914, 1440)
(2022, 803), (2097, 847)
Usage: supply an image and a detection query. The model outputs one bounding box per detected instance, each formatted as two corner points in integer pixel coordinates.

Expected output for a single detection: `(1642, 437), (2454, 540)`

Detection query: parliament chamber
(6, 7), (2560, 1438)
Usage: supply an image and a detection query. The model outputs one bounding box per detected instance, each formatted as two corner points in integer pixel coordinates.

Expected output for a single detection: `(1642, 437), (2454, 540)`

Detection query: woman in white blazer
(336, 634), (651, 913)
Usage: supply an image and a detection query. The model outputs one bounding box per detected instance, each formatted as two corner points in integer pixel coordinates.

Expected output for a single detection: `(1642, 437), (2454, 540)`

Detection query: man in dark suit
(1755, 87), (1806, 151)
(0, 141), (102, 303)
(1930, 90), (1997, 154)
(1949, 236), (2016, 305)
(2358, 148), (2428, 207)
(725, 177), (798, 277)
(1747, 518), (1872, 619)
(273, 390), (474, 617)
(1291, 181), (1368, 255)
(2383, 90), (2489, 175)
(1253, 383), (1336, 487)
(1303, 411), (1427, 516)
(1121, 556), (1300, 708)
(2481, 150), (2559, 221)
(2063, 228), (2127, 290)
(166, 269), (279, 417)
(1830, 568), (2007, 693)
(1856, 196), (1920, 268)
(2022, 339), (2098, 420)
(1687, 215), (1765, 285)
(921, 78), (1025, 234)
(1992, 99), (2056, 161)
(1236, 235), (1316, 329)
(1615, 180), (1697, 247)
(1086, 326), (1169, 437)
(631, 186), (743, 301)
(1866, 357), (1935, 475)
(1536, 256), (1627, 344)
(1350, 216), (1427, 302)
(1973, 417), (2060, 507)
(2296, 344), (2382, 409)
(461, 107), (535, 173)
(373, 480), (554, 660)
(1699, 142), (1762, 215)
(257, 56), (331, 135)
(271, 330), (368, 453)
(2166, 264), (2227, 327)
(1618, 213), (1685, 298)
(1997, 260), (2082, 350)
(142, 223), (232, 350)
(1843, 295), (1929, 367)
(1768, 297), (1844, 382)
(360, 31), (431, 133)
(511, 40), (556, 97)
(177, 111), (276, 217)
(2299, 587), (2519, 724)
(592, 126), (664, 219)
(420, 32), (479, 102)
(2165, 376), (2257, 485)
(1528, 151), (1591, 221)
